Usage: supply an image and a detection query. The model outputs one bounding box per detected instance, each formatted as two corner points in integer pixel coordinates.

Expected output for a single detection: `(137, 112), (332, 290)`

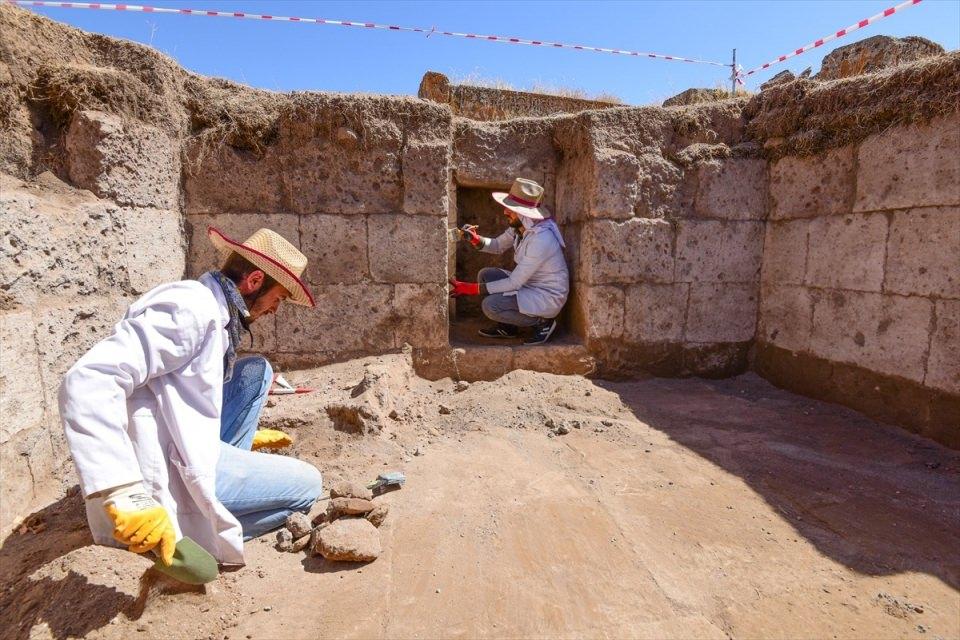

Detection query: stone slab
(300, 214), (368, 285)
(675, 220), (763, 284)
(855, 113), (960, 212)
(885, 207), (960, 298)
(926, 299), (959, 394)
(368, 215), (446, 284)
(393, 283), (448, 349)
(512, 343), (597, 377)
(573, 285), (623, 341)
(0, 311), (44, 443)
(580, 219), (674, 285)
(761, 219), (809, 286)
(183, 144), (285, 214)
(805, 213), (887, 292)
(809, 290), (931, 383)
(694, 158), (767, 220)
(685, 282), (759, 343)
(589, 150), (640, 220)
(120, 207), (186, 294)
(635, 152), (686, 219)
(757, 284), (813, 353)
(623, 283), (689, 343)
(770, 146), (855, 220)
(453, 119), (557, 189)
(402, 142), (450, 216)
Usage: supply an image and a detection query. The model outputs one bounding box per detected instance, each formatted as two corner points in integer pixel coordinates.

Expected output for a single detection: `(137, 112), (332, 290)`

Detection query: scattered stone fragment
(438, 404), (451, 415)
(555, 424), (570, 436)
(454, 381), (470, 392)
(388, 409), (399, 420)
(315, 518), (381, 562)
(275, 529), (293, 552)
(366, 503), (389, 527)
(285, 512), (312, 539)
(335, 126), (359, 149)
(291, 534), (311, 553)
(601, 420), (613, 427)
(330, 480), (373, 501)
(328, 497), (375, 519)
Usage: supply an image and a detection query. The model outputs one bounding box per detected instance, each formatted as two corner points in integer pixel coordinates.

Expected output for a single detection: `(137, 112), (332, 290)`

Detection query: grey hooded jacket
(481, 223), (569, 319)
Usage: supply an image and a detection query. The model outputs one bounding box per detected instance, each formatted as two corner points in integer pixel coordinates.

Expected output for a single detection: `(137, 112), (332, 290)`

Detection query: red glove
(448, 279), (480, 297)
(462, 225), (482, 247)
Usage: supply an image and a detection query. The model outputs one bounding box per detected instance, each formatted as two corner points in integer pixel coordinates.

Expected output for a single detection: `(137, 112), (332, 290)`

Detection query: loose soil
(1, 353), (958, 639)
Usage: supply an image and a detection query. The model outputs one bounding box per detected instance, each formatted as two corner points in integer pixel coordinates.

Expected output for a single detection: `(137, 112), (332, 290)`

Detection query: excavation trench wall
(1, 3), (958, 532)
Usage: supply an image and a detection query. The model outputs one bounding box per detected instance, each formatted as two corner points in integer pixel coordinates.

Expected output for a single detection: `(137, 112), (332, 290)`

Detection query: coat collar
(198, 272), (231, 329)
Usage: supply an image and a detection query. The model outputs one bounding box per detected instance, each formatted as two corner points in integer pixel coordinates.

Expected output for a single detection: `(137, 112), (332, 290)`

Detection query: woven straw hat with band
(492, 177), (551, 221)
(207, 227), (315, 307)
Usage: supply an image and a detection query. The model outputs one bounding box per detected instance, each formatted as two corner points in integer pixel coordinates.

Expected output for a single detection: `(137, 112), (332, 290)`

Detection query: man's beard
(509, 218), (523, 230)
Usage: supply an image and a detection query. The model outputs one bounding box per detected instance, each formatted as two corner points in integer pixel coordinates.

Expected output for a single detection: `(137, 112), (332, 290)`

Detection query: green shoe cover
(152, 536), (219, 585)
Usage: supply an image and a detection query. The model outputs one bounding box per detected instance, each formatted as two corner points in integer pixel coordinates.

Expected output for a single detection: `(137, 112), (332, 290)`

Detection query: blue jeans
(215, 356), (323, 540)
(478, 268), (542, 328)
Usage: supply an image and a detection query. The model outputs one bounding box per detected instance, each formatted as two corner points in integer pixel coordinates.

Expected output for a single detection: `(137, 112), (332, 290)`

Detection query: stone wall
(755, 114), (960, 446)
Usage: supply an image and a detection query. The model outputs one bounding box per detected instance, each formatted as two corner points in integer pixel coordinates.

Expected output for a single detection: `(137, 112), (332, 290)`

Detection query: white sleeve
(58, 301), (210, 497)
(480, 228), (516, 255)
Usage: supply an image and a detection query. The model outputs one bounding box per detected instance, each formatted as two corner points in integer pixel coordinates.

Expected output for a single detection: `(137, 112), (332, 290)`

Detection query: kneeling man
(59, 227), (322, 567)
(450, 178), (569, 345)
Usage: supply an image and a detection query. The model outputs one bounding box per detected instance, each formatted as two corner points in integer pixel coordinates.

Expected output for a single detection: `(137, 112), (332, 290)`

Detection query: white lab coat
(481, 223), (569, 318)
(59, 273), (245, 565)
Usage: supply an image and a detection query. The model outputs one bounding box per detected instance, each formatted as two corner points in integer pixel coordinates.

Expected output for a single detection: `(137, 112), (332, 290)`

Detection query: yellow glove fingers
(158, 524), (176, 566)
(120, 508), (163, 545)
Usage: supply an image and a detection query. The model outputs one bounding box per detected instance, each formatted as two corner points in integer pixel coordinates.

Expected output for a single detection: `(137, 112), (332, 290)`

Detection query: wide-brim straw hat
(208, 226), (315, 307)
(492, 177), (551, 220)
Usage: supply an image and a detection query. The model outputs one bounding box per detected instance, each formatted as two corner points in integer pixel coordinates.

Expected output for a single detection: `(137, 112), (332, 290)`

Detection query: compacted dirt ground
(1, 353), (958, 640)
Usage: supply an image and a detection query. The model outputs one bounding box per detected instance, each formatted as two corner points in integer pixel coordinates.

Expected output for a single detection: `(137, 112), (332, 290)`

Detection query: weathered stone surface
(770, 146), (855, 219)
(368, 215), (446, 283)
(512, 343), (597, 377)
(589, 150), (640, 220)
(285, 512), (312, 539)
(184, 212), (300, 278)
(816, 35), (945, 81)
(0, 425), (56, 533)
(623, 283), (689, 342)
(761, 219), (808, 286)
(854, 114), (960, 212)
(276, 528), (293, 552)
(675, 220), (763, 283)
(66, 110), (179, 209)
(0, 311), (44, 442)
(885, 207), (960, 298)
(315, 517), (381, 562)
(329, 480), (373, 501)
(573, 285), (623, 341)
(555, 151), (591, 224)
(694, 158), (767, 220)
(120, 207), (185, 294)
(926, 299), (959, 394)
(300, 215), (368, 285)
(635, 152), (685, 219)
(276, 284), (394, 356)
(291, 534), (312, 553)
(453, 119), (557, 189)
(580, 219), (674, 285)
(448, 345), (513, 382)
(366, 503), (389, 528)
(805, 213), (887, 291)
(184, 144), (285, 214)
(328, 497), (376, 517)
(402, 142), (450, 216)
(809, 290), (931, 383)
(685, 283), (759, 343)
(392, 283), (447, 348)
(757, 284), (813, 352)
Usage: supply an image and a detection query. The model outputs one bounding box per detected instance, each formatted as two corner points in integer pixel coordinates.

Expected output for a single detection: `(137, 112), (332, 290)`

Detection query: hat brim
(207, 227), (315, 308)
(491, 192), (549, 220)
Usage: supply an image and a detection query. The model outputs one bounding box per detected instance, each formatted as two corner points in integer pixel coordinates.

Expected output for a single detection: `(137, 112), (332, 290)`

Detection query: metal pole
(731, 48), (737, 96)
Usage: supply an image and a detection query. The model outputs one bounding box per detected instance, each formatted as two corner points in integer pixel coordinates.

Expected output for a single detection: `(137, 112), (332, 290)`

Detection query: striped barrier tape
(6, 0), (729, 67)
(737, 0), (923, 82)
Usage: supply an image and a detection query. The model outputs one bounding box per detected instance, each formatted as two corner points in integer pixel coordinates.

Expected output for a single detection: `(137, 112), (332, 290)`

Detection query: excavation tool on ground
(368, 471), (406, 492)
(270, 373), (315, 395)
(152, 536), (218, 585)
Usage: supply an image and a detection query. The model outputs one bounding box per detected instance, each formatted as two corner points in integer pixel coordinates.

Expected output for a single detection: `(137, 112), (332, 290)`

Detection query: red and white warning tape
(6, 0), (728, 67)
(737, 0), (923, 82)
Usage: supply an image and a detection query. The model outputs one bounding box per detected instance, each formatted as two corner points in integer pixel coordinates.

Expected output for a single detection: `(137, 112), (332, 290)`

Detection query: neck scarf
(208, 270), (253, 382)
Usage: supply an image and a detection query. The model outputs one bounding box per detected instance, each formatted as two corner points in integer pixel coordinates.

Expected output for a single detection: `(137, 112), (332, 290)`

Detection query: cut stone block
(0, 311), (44, 443)
(580, 219), (674, 285)
(184, 143), (285, 215)
(393, 283), (447, 348)
(685, 282), (759, 343)
(185, 213), (300, 279)
(805, 213), (887, 292)
(635, 152), (686, 219)
(453, 119), (557, 189)
(770, 146), (855, 219)
(589, 150), (640, 220)
(855, 113), (960, 212)
(574, 285), (624, 341)
(120, 207), (186, 294)
(675, 220), (763, 284)
(694, 158), (767, 220)
(624, 283), (689, 342)
(512, 343), (596, 377)
(761, 219), (809, 286)
(447, 345), (514, 382)
(926, 299), (959, 394)
(757, 284), (813, 353)
(368, 215), (446, 283)
(402, 142), (450, 216)
(885, 207), (960, 298)
(809, 290), (931, 383)
(555, 151), (591, 224)
(66, 110), (179, 209)
(300, 214), (368, 285)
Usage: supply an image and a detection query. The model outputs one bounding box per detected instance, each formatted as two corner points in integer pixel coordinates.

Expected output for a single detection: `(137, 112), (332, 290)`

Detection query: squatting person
(58, 227), (322, 568)
(449, 177), (569, 345)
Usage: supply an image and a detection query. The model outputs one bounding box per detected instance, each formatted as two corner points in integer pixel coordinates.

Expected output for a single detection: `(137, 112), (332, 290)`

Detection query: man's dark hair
(221, 252), (281, 296)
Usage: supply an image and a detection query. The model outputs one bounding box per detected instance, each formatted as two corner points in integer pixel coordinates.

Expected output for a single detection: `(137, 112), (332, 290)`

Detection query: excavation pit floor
(2, 354), (958, 640)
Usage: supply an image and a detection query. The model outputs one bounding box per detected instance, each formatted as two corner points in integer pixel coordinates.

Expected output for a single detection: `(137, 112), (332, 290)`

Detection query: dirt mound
(816, 34), (945, 80)
(662, 87), (730, 108)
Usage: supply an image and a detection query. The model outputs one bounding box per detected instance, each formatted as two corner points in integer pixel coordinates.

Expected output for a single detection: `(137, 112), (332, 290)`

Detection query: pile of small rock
(276, 480), (389, 563)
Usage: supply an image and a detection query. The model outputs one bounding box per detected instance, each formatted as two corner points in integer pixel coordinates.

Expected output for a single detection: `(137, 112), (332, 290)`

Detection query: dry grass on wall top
(746, 51), (960, 157)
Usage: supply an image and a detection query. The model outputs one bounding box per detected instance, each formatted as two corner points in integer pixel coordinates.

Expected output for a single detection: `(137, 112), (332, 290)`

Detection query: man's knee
(294, 463), (324, 510)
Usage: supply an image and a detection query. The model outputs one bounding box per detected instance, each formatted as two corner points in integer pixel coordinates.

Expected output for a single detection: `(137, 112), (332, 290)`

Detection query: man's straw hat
(207, 227), (315, 307)
(492, 178), (551, 220)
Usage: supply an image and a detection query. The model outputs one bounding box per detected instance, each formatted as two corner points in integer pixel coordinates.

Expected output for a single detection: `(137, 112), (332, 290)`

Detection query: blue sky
(20, 0), (960, 104)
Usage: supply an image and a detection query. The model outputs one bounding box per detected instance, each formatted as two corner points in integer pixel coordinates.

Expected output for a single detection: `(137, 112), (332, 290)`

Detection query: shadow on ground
(601, 373), (960, 591)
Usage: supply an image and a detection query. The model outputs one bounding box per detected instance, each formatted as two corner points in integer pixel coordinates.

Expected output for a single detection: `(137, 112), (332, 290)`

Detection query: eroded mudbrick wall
(756, 114), (960, 445)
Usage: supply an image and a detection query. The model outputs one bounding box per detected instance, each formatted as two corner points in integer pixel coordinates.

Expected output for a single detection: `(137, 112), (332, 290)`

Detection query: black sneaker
(524, 319), (557, 345)
(478, 323), (519, 339)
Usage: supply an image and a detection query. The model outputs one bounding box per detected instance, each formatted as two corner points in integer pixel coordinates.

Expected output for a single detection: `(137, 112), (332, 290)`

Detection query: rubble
(285, 512), (312, 539)
(366, 504), (389, 528)
(313, 518), (382, 562)
(329, 480), (373, 501)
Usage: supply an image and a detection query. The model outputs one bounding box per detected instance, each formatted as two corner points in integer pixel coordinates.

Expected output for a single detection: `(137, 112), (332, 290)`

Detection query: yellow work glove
(103, 482), (176, 566)
(252, 428), (293, 451)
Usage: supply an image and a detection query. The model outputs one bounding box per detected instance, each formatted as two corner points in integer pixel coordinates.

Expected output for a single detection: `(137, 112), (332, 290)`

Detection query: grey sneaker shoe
(478, 323), (519, 339)
(524, 319), (557, 345)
